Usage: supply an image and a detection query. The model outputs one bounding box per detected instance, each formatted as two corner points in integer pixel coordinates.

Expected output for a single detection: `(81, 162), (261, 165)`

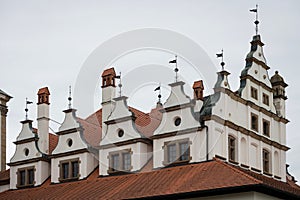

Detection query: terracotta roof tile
(193, 80), (204, 89)
(1, 160), (298, 199)
(101, 67), (116, 77)
(77, 117), (101, 147)
(49, 133), (58, 154)
(37, 87), (50, 95)
(0, 169), (9, 185)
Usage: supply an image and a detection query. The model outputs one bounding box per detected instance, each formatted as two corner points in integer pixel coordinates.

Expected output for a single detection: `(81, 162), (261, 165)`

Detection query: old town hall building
(0, 16), (299, 199)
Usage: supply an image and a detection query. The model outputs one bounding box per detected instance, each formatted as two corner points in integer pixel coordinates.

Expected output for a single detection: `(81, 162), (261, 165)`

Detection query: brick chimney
(37, 87), (50, 154)
(193, 80), (204, 100)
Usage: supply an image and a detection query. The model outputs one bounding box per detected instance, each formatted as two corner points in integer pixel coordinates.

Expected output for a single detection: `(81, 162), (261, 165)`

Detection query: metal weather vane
(68, 86), (72, 109)
(216, 49), (225, 71)
(169, 55), (178, 82)
(115, 72), (122, 97)
(154, 83), (162, 104)
(25, 98), (33, 120)
(250, 4), (259, 35)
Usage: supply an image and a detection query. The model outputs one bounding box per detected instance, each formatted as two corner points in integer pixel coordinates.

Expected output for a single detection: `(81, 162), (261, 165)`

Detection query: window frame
(263, 93), (269, 106)
(263, 149), (271, 174)
(262, 119), (270, 137)
(163, 138), (192, 166)
(228, 136), (237, 162)
(59, 158), (80, 182)
(251, 113), (258, 132)
(16, 166), (35, 188)
(108, 149), (132, 174)
(251, 87), (258, 100)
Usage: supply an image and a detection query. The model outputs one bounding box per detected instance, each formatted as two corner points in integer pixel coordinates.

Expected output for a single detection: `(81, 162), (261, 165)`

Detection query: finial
(116, 72), (122, 97)
(216, 49), (225, 71)
(68, 85), (72, 109)
(250, 4), (259, 35)
(169, 55), (178, 82)
(25, 98), (33, 120)
(154, 83), (162, 104)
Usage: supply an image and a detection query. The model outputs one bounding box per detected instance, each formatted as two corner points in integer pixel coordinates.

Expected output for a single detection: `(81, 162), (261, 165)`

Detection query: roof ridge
(213, 158), (262, 184)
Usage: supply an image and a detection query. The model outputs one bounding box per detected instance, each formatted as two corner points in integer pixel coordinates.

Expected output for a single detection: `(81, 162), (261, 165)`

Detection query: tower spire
(250, 4), (259, 35)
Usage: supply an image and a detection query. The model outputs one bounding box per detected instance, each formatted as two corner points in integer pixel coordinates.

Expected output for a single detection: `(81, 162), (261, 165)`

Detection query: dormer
(152, 81), (204, 169)
(8, 120), (50, 189)
(50, 108), (97, 183)
(99, 95), (151, 176)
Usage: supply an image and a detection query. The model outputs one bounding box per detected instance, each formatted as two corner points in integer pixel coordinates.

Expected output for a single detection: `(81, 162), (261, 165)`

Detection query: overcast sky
(1, 0), (300, 180)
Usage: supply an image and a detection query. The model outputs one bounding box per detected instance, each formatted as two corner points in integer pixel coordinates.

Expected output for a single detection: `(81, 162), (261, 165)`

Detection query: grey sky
(1, 0), (300, 181)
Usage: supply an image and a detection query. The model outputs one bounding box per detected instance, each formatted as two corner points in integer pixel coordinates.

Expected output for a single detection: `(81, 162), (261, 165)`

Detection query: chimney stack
(193, 80), (204, 100)
(37, 87), (50, 154)
(101, 68), (116, 138)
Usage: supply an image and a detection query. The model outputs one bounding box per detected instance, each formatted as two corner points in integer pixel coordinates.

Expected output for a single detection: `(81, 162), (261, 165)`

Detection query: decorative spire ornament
(250, 4), (259, 35)
(154, 83), (162, 104)
(68, 86), (72, 109)
(216, 49), (225, 71)
(169, 55), (178, 82)
(115, 72), (122, 97)
(25, 98), (33, 120)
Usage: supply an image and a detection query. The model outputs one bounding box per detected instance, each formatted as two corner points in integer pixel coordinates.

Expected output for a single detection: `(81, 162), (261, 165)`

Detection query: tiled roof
(0, 169), (9, 185)
(84, 106), (162, 139)
(101, 67), (116, 77)
(49, 133), (58, 154)
(77, 118), (102, 147)
(37, 87), (50, 95)
(0, 160), (299, 199)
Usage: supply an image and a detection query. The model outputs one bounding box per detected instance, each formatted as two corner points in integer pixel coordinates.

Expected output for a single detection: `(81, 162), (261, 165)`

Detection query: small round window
(67, 138), (73, 147)
(174, 117), (181, 126)
(118, 129), (124, 137)
(24, 148), (29, 156)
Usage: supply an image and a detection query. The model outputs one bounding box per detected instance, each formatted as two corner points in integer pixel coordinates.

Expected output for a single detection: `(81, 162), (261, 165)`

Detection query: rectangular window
(123, 152), (131, 171)
(251, 113), (258, 131)
(59, 158), (79, 182)
(111, 154), (119, 172)
(263, 93), (269, 105)
(263, 119), (270, 137)
(179, 142), (189, 161)
(228, 136), (236, 162)
(17, 167), (35, 188)
(108, 149), (132, 174)
(164, 139), (191, 166)
(167, 144), (177, 163)
(251, 87), (258, 100)
(263, 149), (270, 173)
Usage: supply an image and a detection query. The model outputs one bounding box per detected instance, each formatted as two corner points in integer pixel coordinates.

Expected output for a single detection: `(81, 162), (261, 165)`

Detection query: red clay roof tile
(1, 160), (299, 199)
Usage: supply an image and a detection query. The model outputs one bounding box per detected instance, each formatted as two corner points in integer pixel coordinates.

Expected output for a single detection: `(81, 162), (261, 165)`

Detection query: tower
(37, 87), (50, 154)
(270, 71), (288, 118)
(0, 89), (12, 171)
